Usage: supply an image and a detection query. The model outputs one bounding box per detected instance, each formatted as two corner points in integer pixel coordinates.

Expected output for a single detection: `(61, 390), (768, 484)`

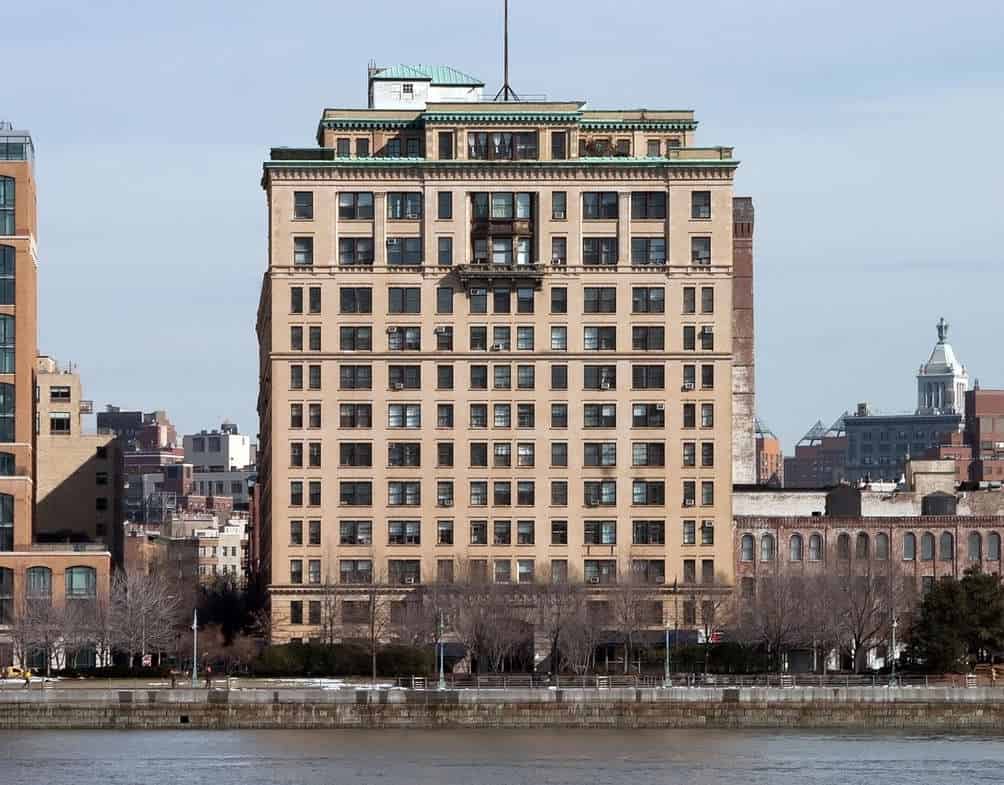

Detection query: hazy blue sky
(5, 0), (1003, 450)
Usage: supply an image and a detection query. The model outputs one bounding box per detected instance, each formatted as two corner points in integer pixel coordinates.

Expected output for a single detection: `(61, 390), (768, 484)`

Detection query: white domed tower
(916, 317), (969, 416)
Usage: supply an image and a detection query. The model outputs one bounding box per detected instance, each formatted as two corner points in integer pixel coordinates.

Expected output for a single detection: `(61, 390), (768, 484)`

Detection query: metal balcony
(456, 262), (546, 290)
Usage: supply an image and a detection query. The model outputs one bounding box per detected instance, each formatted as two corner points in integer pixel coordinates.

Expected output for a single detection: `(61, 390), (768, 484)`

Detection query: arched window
(808, 533), (823, 561)
(837, 532), (851, 560)
(740, 534), (754, 562)
(940, 532), (954, 561)
(0, 315), (14, 373)
(65, 566), (96, 600)
(0, 383), (13, 442)
(789, 533), (803, 562)
(0, 176), (13, 235)
(761, 533), (775, 562)
(989, 533), (1001, 562)
(0, 491), (11, 551)
(0, 566), (12, 624)
(26, 566), (51, 602)
(876, 532), (889, 560)
(969, 532), (983, 562)
(856, 532), (870, 560)
(903, 532), (916, 560)
(921, 532), (935, 561)
(0, 245), (13, 305)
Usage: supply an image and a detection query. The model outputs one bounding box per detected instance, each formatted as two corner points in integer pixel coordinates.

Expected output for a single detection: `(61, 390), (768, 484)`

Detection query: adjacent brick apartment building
(256, 65), (751, 641)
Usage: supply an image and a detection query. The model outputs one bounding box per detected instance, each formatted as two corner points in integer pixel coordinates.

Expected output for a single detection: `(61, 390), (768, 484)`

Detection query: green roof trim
(369, 64), (484, 87)
(424, 112), (582, 124)
(321, 118), (423, 131)
(581, 120), (698, 131)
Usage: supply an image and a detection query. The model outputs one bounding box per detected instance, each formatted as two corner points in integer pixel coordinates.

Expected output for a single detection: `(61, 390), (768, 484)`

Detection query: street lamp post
(437, 610), (446, 690)
(191, 609), (198, 688)
(890, 614), (899, 686)
(664, 627), (671, 687)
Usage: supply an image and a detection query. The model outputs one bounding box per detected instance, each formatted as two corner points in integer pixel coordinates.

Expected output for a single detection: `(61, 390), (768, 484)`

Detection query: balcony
(470, 218), (533, 238)
(456, 262), (546, 290)
(79, 400), (94, 414)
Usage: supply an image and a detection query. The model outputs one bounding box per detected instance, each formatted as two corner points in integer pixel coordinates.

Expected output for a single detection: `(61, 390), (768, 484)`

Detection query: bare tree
(110, 571), (184, 667)
(736, 572), (810, 671)
(531, 575), (582, 675)
(825, 558), (901, 673)
(689, 579), (734, 674)
(609, 565), (654, 674)
(560, 592), (605, 675)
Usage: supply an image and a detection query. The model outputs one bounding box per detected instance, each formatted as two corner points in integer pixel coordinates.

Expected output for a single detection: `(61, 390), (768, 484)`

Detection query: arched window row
(902, 531), (1002, 562)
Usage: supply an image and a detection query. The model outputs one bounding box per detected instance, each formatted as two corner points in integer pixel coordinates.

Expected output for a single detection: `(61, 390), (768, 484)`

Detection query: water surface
(1, 729), (1001, 784)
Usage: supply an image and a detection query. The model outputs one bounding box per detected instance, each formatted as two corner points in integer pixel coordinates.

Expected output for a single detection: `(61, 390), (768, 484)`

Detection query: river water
(0, 729), (1001, 784)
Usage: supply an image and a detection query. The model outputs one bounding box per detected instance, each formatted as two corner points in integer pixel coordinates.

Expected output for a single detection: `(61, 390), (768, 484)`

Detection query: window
(290, 442), (304, 467)
(469, 327), (487, 351)
(701, 365), (714, 390)
(307, 559), (321, 584)
(386, 237), (423, 265)
(552, 191), (567, 219)
(289, 600), (303, 623)
(518, 559), (535, 583)
(631, 192), (666, 219)
(517, 365), (535, 390)
(336, 137), (351, 156)
(939, 531), (954, 561)
(339, 326), (372, 351)
(551, 404), (568, 429)
(494, 560), (512, 584)
(584, 365), (616, 390)
(516, 327), (534, 351)
(308, 326), (321, 351)
(340, 558), (373, 584)
(683, 481), (696, 507)
(584, 287), (617, 314)
(293, 237), (313, 267)
(583, 192), (618, 219)
(632, 365), (664, 390)
(701, 442), (715, 467)
(646, 139), (661, 157)
(437, 365), (454, 390)
(701, 404), (714, 428)
(760, 534), (775, 562)
(551, 480), (568, 506)
(493, 520), (512, 545)
(494, 404), (511, 428)
(809, 533), (823, 561)
(26, 566), (51, 603)
(339, 520), (372, 545)
(0, 177), (13, 235)
(65, 566), (96, 599)
(683, 287), (696, 314)
(385, 138), (402, 157)
(551, 364), (568, 390)
(308, 403), (322, 428)
(0, 493), (10, 550)
(583, 442), (616, 467)
(551, 132), (567, 160)
(701, 287), (714, 313)
(438, 404), (454, 428)
(389, 560), (421, 585)
(388, 520), (421, 545)
(701, 520), (715, 545)
(583, 481), (616, 507)
(699, 326), (714, 351)
(633, 520), (665, 545)
(437, 191), (452, 220)
(550, 287), (567, 314)
(584, 560), (616, 585)
(632, 287), (665, 314)
(856, 532), (870, 559)
(437, 237), (453, 266)
(584, 404), (617, 428)
(468, 132), (538, 160)
(387, 192), (423, 220)
(584, 326), (616, 350)
(551, 442), (568, 467)
(386, 442), (419, 467)
(49, 413), (71, 434)
(339, 481), (373, 506)
(293, 191), (313, 220)
(494, 481), (512, 506)
(740, 534), (754, 561)
(632, 403), (664, 428)
(387, 403), (421, 428)
(585, 520), (617, 545)
(632, 480), (665, 505)
(437, 442), (454, 467)
(387, 326), (421, 350)
(837, 533), (851, 560)
(470, 519), (488, 544)
(990, 533), (1002, 561)
(338, 192), (374, 220)
(405, 138), (421, 157)
(631, 238), (666, 266)
(493, 326), (511, 350)
(632, 326), (664, 351)
(438, 131), (454, 160)
(632, 442), (664, 467)
(435, 326), (454, 351)
(388, 287), (421, 314)
(583, 237), (618, 266)
(387, 481), (421, 507)
(340, 287), (372, 314)
(470, 481), (489, 506)
(551, 237), (567, 265)
(691, 191), (711, 219)
(550, 326), (568, 351)
(789, 534), (803, 562)
(290, 285), (303, 314)
(701, 481), (714, 506)
(691, 236), (711, 266)
(430, 288), (453, 318)
(356, 138), (370, 158)
(308, 365), (321, 390)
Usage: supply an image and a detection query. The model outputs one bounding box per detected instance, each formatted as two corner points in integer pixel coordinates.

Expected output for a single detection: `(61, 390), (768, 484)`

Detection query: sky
(4, 0), (1003, 451)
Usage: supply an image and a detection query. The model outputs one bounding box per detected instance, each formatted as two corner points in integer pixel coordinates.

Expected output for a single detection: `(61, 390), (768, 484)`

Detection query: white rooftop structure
(916, 317), (969, 417)
(367, 64), (485, 109)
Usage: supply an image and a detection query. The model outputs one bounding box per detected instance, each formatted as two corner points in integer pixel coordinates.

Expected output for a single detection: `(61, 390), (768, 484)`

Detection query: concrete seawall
(2, 687), (1004, 730)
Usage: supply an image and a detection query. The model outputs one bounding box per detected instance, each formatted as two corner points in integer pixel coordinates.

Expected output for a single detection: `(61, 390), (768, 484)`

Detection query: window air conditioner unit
(655, 403), (666, 411)
(700, 327), (714, 335)
(490, 343), (503, 352)
(438, 501), (453, 507)
(684, 500), (695, 507)
(404, 576), (416, 585)
(392, 382), (405, 391)
(494, 382), (508, 389)
(682, 382), (695, 391)
(434, 327), (448, 335)
(601, 382), (612, 390)
(586, 499), (598, 507)
(386, 327), (399, 333)
(589, 577), (601, 585)
(358, 538), (371, 545)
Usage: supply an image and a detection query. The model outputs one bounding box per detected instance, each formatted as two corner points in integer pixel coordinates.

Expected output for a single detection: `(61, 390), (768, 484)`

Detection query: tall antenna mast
(494, 0), (520, 101)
